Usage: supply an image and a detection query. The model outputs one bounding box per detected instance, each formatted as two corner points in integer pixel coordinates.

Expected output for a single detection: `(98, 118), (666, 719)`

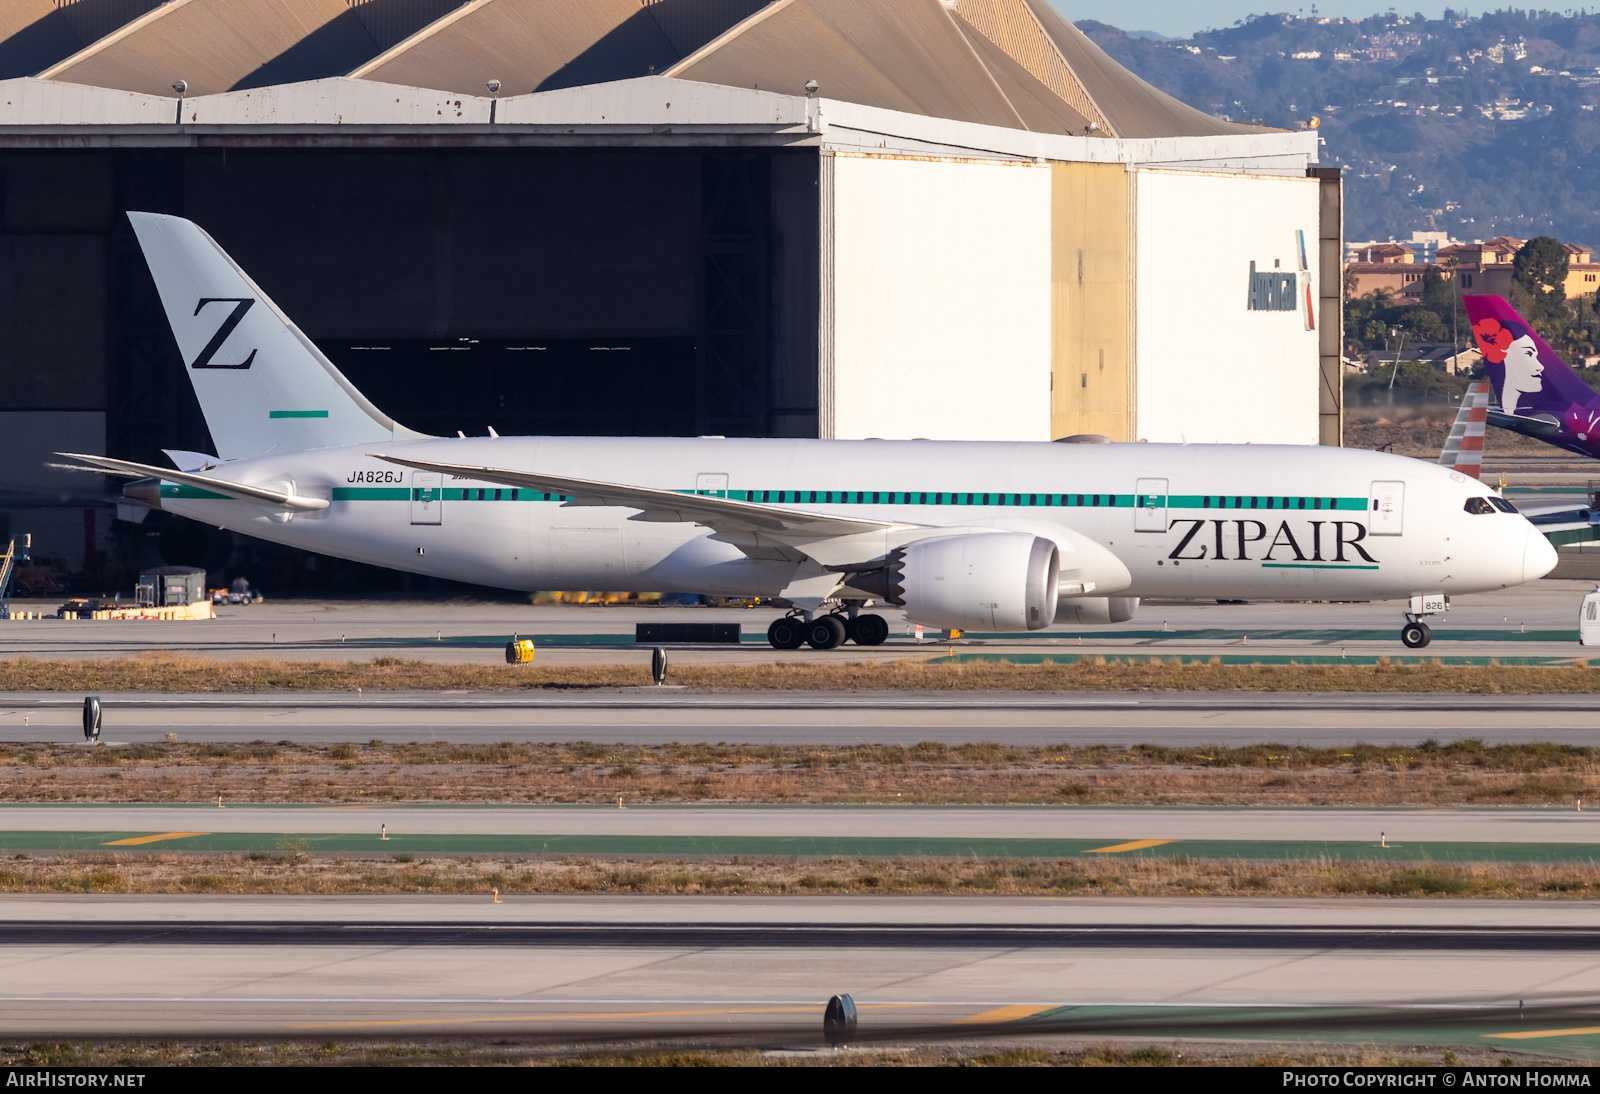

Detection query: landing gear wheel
(847, 613), (890, 646)
(767, 617), (805, 650)
(1401, 621), (1432, 649)
(805, 615), (847, 650)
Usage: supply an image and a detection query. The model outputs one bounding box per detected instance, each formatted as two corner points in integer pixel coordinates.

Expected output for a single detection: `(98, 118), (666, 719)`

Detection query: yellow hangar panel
(1049, 160), (1130, 442)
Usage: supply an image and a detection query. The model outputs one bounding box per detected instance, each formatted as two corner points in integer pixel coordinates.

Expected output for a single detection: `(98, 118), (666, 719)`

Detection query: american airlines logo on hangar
(1246, 261), (1298, 311)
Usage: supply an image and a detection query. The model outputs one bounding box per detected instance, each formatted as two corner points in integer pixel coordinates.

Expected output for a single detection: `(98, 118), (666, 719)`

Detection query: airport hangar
(0, 0), (1339, 580)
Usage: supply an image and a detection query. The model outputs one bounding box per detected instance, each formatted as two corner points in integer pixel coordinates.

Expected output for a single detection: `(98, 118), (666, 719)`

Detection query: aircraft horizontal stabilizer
(371, 455), (900, 540)
(56, 453), (330, 511)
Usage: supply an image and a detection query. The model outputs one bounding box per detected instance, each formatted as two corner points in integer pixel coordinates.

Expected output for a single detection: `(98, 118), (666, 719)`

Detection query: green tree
(1513, 236), (1569, 303)
(1405, 309), (1447, 342)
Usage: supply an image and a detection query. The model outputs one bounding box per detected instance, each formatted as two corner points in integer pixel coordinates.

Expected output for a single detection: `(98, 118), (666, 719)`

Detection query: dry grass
(0, 1038), (1563, 1067)
(3, 850), (1599, 898)
(1345, 407), (1555, 458)
(5, 738), (1600, 806)
(4, 652), (1600, 694)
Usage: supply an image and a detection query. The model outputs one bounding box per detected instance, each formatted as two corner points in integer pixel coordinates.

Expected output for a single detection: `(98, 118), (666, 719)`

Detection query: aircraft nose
(1523, 524), (1558, 583)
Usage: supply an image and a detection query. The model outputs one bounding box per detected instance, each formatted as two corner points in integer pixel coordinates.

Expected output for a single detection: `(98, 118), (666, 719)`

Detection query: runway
(3, 895), (1599, 1050)
(2, 690), (1598, 746)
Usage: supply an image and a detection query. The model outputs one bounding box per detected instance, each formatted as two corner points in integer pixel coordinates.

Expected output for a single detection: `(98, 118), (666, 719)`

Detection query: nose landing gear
(1400, 592), (1447, 649)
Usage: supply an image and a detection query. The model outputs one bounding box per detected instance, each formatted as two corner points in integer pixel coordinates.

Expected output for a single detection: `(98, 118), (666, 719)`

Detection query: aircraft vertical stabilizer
(127, 212), (425, 460)
(1438, 380), (1489, 480)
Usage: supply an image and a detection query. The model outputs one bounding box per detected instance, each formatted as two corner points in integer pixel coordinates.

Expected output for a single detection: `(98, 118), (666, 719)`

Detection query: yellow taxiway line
(956, 1004), (1055, 1024)
(1084, 839), (1176, 854)
(1486, 1026), (1600, 1040)
(101, 832), (209, 846)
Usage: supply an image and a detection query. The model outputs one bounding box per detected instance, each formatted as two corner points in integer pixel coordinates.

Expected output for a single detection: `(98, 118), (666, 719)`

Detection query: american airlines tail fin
(127, 212), (426, 460)
(1438, 379), (1489, 479)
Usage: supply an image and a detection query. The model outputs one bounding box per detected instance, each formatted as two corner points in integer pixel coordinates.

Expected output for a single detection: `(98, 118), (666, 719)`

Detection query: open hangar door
(0, 144), (820, 592)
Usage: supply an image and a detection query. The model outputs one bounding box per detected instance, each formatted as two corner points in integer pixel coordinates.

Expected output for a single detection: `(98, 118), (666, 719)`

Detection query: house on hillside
(1347, 236), (1600, 302)
(1362, 344), (1481, 375)
(1436, 238), (1600, 298)
(1346, 242), (1425, 297)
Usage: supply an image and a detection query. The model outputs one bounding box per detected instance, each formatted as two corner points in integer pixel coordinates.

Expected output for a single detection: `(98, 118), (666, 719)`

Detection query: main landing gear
(767, 610), (890, 650)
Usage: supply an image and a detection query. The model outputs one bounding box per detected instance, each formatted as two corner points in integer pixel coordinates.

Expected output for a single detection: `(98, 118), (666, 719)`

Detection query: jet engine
(1055, 596), (1140, 626)
(846, 532), (1060, 632)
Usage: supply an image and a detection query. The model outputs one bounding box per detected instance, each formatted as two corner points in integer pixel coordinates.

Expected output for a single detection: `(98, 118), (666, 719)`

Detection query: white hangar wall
(825, 153), (1052, 442)
(1131, 168), (1322, 445)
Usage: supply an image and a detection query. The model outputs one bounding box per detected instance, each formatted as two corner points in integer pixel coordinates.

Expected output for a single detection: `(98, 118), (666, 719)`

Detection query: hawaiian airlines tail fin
(127, 212), (426, 461)
(1438, 380), (1489, 479)
(1463, 294), (1600, 430)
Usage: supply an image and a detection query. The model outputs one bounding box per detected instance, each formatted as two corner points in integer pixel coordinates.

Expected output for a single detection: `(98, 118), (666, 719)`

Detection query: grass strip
(2, 652), (1600, 693)
(5, 851), (1600, 898)
(2, 738), (1599, 806)
(0, 1039), (1561, 1068)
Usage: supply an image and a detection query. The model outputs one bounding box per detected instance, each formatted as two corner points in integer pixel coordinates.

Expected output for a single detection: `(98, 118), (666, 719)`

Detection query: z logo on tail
(190, 297), (257, 370)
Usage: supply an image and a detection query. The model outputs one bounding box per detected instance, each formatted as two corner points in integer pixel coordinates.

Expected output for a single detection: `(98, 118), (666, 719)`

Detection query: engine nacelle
(1055, 596), (1140, 626)
(854, 532), (1059, 632)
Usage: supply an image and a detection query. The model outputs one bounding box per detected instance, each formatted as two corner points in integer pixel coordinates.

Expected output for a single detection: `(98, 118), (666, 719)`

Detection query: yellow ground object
(63, 601), (215, 621)
(505, 638), (535, 664)
(529, 591), (664, 605)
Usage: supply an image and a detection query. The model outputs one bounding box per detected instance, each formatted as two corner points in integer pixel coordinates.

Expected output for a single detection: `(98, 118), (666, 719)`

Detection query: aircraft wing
(55, 453), (330, 511)
(371, 455), (902, 539)
(1438, 380), (1489, 478)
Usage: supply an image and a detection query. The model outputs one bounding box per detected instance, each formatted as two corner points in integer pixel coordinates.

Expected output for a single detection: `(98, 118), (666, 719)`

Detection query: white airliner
(60, 214), (1556, 650)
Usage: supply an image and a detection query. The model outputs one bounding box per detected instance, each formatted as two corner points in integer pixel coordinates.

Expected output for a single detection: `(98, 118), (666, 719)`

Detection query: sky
(1051, 2), (1457, 38)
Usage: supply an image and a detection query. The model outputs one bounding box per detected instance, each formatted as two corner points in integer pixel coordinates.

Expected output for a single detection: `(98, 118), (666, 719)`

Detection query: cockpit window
(1489, 497), (1518, 513)
(1464, 497), (1496, 515)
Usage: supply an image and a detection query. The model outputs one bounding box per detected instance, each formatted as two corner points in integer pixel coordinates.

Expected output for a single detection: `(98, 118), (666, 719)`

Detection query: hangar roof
(5, 0), (1263, 139)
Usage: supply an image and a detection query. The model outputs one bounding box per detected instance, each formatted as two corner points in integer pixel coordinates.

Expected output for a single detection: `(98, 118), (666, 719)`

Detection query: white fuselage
(151, 437), (1551, 605)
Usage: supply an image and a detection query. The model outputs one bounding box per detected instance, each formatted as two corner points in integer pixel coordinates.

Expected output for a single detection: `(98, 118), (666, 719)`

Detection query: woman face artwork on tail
(1473, 316), (1544, 415)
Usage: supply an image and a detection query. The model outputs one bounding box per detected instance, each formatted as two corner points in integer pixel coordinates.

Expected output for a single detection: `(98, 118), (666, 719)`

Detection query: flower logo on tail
(1473, 317), (1513, 364)
(1566, 405), (1600, 442)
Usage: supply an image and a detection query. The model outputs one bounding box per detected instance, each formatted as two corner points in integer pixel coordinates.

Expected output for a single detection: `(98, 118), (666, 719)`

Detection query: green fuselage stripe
(269, 410), (329, 418)
(171, 485), (1377, 509)
(1260, 563), (1380, 570)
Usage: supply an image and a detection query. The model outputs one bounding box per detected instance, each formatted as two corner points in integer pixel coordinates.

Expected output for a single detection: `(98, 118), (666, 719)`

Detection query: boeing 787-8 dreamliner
(60, 214), (1556, 650)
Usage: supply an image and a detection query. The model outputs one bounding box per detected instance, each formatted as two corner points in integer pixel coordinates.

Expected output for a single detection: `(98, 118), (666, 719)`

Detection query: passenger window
(1464, 497), (1496, 515)
(1488, 497), (1518, 513)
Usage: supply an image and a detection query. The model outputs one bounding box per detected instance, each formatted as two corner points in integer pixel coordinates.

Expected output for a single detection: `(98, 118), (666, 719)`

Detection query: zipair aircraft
(60, 214), (1557, 650)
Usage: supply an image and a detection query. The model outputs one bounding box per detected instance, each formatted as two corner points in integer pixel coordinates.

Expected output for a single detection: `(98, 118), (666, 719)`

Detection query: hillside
(1078, 10), (1600, 245)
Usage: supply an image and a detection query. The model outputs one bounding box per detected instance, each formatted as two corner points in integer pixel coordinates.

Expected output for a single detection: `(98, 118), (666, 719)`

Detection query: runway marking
(100, 832), (208, 846)
(1486, 1026), (1600, 1040)
(956, 1004), (1054, 1024)
(1084, 839), (1176, 854)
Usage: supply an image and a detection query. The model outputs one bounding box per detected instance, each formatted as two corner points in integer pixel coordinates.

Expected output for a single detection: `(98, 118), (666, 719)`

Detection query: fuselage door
(695, 473), (729, 498)
(1369, 480), (1404, 535)
(1134, 478), (1168, 533)
(410, 471), (443, 525)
